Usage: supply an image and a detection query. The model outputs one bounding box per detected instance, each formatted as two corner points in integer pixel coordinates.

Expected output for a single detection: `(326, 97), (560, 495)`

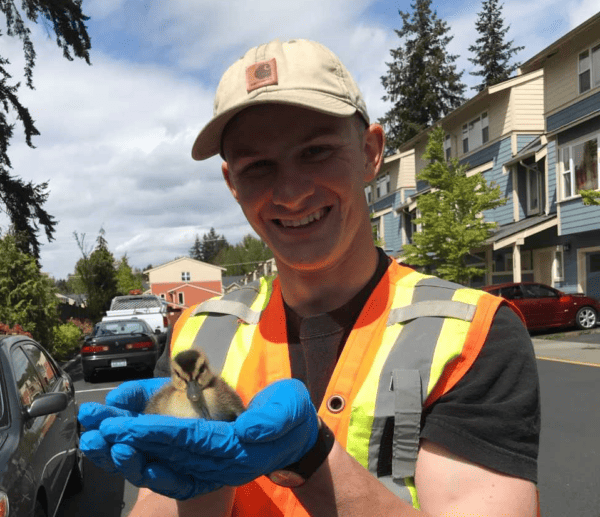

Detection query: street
(58, 333), (600, 517)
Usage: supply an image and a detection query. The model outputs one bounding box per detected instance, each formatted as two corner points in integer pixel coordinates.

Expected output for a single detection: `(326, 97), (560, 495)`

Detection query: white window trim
(553, 246), (565, 282)
(178, 292), (185, 305)
(364, 185), (373, 204)
(376, 174), (390, 199)
(559, 132), (600, 201)
(462, 111), (489, 155)
(181, 271), (191, 281)
(578, 43), (600, 95)
(444, 134), (452, 160)
(526, 167), (542, 216)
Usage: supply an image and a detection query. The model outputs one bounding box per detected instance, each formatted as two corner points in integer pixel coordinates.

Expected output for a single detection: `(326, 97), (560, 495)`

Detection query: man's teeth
(280, 209), (326, 228)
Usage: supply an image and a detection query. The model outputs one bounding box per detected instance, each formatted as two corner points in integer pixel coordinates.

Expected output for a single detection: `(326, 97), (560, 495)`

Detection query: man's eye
(304, 146), (332, 159)
(243, 160), (273, 175)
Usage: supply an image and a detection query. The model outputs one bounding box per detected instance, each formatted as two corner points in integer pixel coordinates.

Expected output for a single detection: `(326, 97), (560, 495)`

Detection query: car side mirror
(155, 329), (162, 335)
(26, 393), (69, 419)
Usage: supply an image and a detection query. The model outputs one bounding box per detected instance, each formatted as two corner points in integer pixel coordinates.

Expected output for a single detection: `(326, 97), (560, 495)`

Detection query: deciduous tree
(402, 127), (506, 284)
(468, 0), (524, 92)
(215, 235), (273, 276)
(116, 254), (143, 295)
(379, 0), (466, 153)
(1, 0), (91, 257)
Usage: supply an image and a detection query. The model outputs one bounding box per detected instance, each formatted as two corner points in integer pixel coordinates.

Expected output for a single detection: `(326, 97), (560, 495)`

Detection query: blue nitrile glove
(95, 378), (319, 500)
(78, 377), (170, 474)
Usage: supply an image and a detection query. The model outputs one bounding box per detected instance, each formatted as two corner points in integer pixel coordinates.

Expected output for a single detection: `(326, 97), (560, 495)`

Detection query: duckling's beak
(186, 380), (211, 419)
(186, 380), (203, 402)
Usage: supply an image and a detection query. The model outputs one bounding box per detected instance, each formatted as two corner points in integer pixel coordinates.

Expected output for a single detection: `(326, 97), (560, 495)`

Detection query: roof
(504, 137), (547, 167)
(519, 12), (600, 73)
(144, 256), (226, 274)
(397, 69), (544, 153)
(487, 214), (557, 250)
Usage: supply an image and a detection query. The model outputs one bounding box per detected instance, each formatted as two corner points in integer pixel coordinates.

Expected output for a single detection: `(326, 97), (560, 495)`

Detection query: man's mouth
(276, 207), (330, 228)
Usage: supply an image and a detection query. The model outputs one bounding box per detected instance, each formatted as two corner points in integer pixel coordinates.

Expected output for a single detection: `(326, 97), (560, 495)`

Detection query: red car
(483, 282), (600, 331)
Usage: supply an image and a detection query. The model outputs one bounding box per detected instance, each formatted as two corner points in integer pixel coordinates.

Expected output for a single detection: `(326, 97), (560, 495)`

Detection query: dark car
(483, 282), (600, 330)
(81, 319), (162, 382)
(0, 335), (83, 517)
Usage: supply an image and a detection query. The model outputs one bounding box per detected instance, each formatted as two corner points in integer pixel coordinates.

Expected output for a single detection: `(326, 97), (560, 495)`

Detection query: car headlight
(0, 491), (9, 517)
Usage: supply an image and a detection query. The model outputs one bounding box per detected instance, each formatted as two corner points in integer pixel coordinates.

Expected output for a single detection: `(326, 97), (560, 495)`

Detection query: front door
(534, 248), (554, 286)
(587, 252), (600, 299)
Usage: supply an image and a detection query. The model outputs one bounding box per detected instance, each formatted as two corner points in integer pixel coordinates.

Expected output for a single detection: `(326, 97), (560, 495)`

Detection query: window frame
(526, 166), (542, 216)
(444, 134), (452, 160)
(364, 185), (372, 204)
(376, 174), (390, 199)
(578, 44), (600, 94)
(554, 246), (565, 282)
(559, 133), (600, 200)
(462, 112), (489, 154)
(181, 271), (191, 282)
(178, 292), (185, 305)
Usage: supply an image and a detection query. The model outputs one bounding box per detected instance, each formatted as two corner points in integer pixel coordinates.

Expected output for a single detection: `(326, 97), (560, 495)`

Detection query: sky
(2, 0), (599, 279)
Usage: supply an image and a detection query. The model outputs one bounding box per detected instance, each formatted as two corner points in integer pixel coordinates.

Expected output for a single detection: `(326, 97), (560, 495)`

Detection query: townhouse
(366, 12), (600, 299)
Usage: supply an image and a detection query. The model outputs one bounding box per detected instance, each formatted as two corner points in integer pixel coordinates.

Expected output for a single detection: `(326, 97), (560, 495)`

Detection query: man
(79, 39), (540, 517)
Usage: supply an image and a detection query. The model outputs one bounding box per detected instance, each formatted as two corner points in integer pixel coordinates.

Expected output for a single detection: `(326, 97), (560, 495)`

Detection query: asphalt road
(58, 331), (600, 516)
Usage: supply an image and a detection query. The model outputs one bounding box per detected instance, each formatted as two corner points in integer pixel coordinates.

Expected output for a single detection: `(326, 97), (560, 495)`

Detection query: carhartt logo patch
(246, 58), (278, 92)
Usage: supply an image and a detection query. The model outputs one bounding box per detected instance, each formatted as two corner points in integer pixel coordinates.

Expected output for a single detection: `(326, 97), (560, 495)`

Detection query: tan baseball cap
(191, 38), (370, 161)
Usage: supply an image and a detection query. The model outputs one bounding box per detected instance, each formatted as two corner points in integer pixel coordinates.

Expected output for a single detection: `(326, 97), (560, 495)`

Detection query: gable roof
(144, 256), (226, 274)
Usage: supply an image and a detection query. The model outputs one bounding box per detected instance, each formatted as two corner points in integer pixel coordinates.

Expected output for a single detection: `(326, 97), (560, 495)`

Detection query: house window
(178, 292), (184, 305)
(371, 218), (381, 242)
(444, 134), (451, 160)
(404, 209), (417, 244)
(461, 112), (489, 154)
(554, 247), (564, 282)
(579, 44), (600, 94)
(560, 136), (599, 199)
(365, 185), (372, 204)
(526, 167), (541, 215)
(181, 272), (190, 281)
(376, 174), (390, 198)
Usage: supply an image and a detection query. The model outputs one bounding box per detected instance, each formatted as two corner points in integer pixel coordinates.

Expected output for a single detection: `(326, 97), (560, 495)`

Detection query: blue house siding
(547, 140), (557, 214)
(517, 134), (537, 152)
(383, 211), (402, 254)
(370, 191), (398, 213)
(556, 114), (600, 145)
(548, 91), (600, 133)
(560, 197), (600, 235)
(459, 140), (502, 170)
(481, 137), (514, 226)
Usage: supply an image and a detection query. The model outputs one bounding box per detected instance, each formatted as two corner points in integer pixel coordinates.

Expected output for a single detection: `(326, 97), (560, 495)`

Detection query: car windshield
(94, 321), (148, 336)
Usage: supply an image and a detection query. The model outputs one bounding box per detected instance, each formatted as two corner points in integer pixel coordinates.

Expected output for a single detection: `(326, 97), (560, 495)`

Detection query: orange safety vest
(170, 260), (536, 515)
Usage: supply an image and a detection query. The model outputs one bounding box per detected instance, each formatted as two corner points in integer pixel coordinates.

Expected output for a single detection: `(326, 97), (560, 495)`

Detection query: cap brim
(191, 90), (359, 161)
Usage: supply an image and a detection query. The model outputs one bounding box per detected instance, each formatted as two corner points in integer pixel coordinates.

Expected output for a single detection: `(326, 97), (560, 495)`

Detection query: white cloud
(2, 0), (598, 281)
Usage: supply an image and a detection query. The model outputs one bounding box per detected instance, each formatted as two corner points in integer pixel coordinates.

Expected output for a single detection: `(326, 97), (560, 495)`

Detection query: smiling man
(79, 39), (541, 517)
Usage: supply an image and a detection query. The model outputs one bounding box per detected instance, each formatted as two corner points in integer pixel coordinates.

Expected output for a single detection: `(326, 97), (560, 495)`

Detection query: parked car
(483, 282), (600, 331)
(0, 335), (83, 517)
(81, 319), (162, 382)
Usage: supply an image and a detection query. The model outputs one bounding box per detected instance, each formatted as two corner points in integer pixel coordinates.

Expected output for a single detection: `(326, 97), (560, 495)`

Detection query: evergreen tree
(116, 254), (143, 295)
(1, 1), (91, 258)
(380, 0), (466, 152)
(402, 127), (506, 285)
(468, 0), (524, 92)
(189, 235), (203, 261)
(74, 228), (118, 321)
(0, 233), (58, 344)
(197, 228), (228, 264)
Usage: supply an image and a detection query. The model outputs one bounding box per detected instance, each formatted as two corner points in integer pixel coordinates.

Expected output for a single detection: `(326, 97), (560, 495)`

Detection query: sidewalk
(532, 338), (600, 366)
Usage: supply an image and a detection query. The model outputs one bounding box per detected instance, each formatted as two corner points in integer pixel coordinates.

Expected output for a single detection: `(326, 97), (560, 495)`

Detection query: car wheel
(576, 306), (597, 329)
(65, 445), (84, 495)
(34, 500), (47, 517)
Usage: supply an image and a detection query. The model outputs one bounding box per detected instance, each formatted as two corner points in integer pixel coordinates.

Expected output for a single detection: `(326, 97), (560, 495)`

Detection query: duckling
(145, 349), (245, 421)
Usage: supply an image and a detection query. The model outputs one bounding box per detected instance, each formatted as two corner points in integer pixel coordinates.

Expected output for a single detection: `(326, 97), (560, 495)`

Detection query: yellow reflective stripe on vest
(220, 276), (275, 389)
(427, 287), (486, 394)
(346, 270), (430, 470)
(171, 310), (211, 358)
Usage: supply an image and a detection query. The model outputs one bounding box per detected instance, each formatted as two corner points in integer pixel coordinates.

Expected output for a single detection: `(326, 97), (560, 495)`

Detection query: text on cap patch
(246, 58), (278, 92)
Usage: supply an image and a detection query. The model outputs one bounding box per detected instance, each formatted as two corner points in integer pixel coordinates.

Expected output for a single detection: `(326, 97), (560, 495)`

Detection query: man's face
(221, 104), (382, 274)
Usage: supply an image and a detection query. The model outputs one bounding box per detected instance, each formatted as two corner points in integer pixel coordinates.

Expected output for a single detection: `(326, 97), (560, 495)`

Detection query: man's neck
(276, 246), (380, 317)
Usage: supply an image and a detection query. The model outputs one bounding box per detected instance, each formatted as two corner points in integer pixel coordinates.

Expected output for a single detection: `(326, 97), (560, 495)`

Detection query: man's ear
(363, 123), (385, 182)
(221, 161), (239, 202)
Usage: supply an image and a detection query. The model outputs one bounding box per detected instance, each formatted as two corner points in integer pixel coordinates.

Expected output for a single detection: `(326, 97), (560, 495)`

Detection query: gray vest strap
(189, 282), (262, 373)
(369, 278), (480, 503)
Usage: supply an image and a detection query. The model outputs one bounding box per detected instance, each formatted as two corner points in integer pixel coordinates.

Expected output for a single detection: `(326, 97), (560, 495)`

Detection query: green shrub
(52, 322), (83, 360)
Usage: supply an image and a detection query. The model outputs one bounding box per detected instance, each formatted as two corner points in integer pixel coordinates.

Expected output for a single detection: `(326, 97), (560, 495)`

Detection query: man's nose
(271, 166), (315, 209)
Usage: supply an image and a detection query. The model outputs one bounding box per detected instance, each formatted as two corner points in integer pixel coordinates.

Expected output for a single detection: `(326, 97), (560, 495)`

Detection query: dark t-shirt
(283, 249), (540, 482)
